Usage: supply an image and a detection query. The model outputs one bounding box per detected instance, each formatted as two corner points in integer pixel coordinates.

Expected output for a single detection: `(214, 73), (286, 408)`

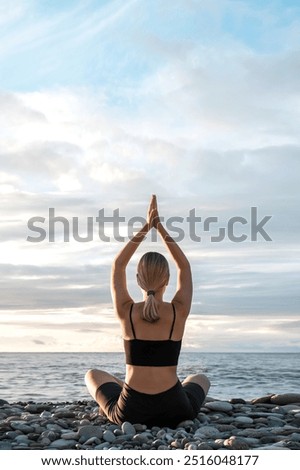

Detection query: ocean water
(0, 352), (299, 403)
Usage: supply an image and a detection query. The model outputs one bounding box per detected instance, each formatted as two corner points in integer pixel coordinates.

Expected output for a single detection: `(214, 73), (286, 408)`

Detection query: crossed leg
(181, 373), (211, 415)
(85, 370), (210, 402)
(182, 373), (211, 396)
(84, 369), (124, 403)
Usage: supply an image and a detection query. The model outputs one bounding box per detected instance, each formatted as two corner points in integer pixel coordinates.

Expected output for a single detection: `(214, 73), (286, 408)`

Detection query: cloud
(0, 0), (299, 351)
(32, 339), (45, 345)
(0, 263), (112, 310)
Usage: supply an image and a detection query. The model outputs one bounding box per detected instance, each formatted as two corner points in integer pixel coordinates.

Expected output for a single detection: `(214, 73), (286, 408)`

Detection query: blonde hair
(136, 252), (170, 322)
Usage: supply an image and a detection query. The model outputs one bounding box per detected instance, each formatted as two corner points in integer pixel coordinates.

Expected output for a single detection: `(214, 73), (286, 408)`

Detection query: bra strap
(129, 303), (136, 339)
(169, 303), (176, 339)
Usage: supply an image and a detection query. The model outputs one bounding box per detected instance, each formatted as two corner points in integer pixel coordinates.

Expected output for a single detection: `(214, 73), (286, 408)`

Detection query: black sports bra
(123, 303), (182, 367)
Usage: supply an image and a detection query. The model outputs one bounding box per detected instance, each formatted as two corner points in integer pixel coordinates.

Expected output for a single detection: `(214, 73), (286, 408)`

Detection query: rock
(0, 423), (12, 433)
(278, 404), (300, 413)
(1, 396), (299, 451)
(272, 426), (295, 435)
(5, 406), (23, 416)
(197, 413), (210, 424)
(165, 433), (175, 443)
(205, 401), (233, 413)
(24, 404), (39, 413)
(46, 423), (63, 432)
(121, 422), (135, 436)
(0, 399), (9, 406)
(230, 398), (247, 404)
(251, 395), (273, 404)
(285, 441), (300, 450)
(107, 424), (120, 432)
(187, 443), (198, 450)
(78, 425), (103, 440)
(243, 437), (260, 447)
(49, 439), (78, 449)
(270, 394), (300, 405)
(197, 442), (214, 450)
(10, 422), (34, 434)
(80, 419), (93, 427)
(132, 434), (149, 444)
(234, 416), (254, 425)
(40, 410), (52, 419)
(114, 434), (135, 444)
(40, 437), (51, 446)
(134, 423), (147, 432)
(61, 432), (79, 440)
(94, 442), (110, 449)
(177, 420), (195, 429)
(267, 416), (285, 427)
(151, 426), (161, 433)
(174, 429), (189, 439)
(83, 437), (101, 446)
(171, 439), (183, 449)
(5, 431), (19, 440)
(15, 435), (30, 444)
(152, 439), (166, 448)
(103, 430), (116, 443)
(0, 442), (13, 450)
(195, 425), (222, 439)
(53, 411), (75, 419)
(224, 436), (250, 450)
(256, 444), (289, 450)
(41, 430), (59, 441)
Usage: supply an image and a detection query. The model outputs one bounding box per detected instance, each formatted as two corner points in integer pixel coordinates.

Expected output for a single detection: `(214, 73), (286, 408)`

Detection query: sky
(0, 0), (299, 352)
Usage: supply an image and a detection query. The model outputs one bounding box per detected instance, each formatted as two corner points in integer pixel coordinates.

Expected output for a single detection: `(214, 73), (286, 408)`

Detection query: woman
(85, 195), (210, 428)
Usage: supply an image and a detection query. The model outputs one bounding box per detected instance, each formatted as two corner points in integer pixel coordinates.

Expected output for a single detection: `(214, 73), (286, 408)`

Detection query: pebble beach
(1, 393), (300, 451)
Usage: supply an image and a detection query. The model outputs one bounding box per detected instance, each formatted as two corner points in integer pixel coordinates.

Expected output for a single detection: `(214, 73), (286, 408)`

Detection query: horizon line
(1, 350), (299, 354)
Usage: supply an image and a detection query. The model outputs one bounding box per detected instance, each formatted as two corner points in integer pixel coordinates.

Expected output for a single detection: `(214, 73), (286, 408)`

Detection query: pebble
(131, 434), (146, 444)
(0, 394), (299, 450)
(121, 421), (136, 436)
(270, 394), (300, 405)
(10, 422), (34, 433)
(49, 439), (78, 449)
(205, 401), (233, 413)
(103, 430), (116, 443)
(61, 432), (79, 440)
(234, 416), (254, 425)
(78, 425), (103, 440)
(0, 400), (9, 406)
(224, 436), (250, 450)
(195, 425), (222, 439)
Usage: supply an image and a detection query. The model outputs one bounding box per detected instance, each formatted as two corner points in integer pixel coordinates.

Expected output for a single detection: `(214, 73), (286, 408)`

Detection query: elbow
(112, 257), (126, 271)
(177, 259), (191, 271)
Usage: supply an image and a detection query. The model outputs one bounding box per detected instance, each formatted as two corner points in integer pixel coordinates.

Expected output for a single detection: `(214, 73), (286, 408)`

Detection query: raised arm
(151, 196), (193, 315)
(111, 223), (149, 317)
(111, 197), (156, 317)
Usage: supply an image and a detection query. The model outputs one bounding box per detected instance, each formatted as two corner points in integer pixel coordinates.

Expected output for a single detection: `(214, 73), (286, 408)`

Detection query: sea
(0, 352), (299, 403)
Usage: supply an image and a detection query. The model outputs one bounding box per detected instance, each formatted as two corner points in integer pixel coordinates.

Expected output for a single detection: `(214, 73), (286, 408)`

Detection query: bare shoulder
(115, 299), (133, 320)
(171, 299), (190, 318)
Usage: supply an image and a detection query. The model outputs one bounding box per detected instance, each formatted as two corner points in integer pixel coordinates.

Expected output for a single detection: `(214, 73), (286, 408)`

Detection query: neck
(143, 289), (164, 302)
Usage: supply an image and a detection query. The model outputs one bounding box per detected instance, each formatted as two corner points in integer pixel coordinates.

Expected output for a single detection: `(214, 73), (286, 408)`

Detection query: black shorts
(96, 380), (205, 428)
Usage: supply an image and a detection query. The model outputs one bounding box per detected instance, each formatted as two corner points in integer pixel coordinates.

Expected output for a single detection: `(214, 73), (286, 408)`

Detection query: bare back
(120, 301), (187, 393)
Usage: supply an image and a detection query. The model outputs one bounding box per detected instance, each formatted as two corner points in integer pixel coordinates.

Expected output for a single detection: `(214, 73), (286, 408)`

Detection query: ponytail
(143, 292), (159, 322)
(136, 252), (170, 323)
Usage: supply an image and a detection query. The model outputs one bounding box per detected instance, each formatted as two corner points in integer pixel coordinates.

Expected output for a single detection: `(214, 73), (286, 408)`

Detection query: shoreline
(0, 394), (300, 450)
